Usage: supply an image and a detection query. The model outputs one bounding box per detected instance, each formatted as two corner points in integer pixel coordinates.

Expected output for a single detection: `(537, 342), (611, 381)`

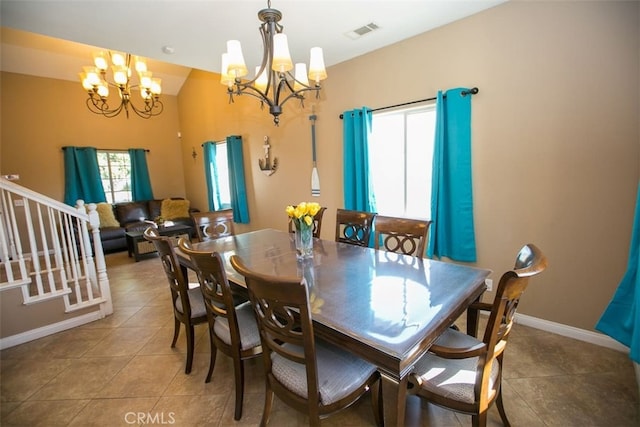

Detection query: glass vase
(295, 224), (314, 260)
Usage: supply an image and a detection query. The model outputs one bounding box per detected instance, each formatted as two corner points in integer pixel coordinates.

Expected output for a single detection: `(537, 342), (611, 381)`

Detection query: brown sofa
(98, 199), (197, 253)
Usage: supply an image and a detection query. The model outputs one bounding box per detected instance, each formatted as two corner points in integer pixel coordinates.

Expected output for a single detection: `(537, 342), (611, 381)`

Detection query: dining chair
(191, 209), (235, 241)
(373, 215), (431, 257)
(407, 243), (548, 427)
(334, 208), (376, 247)
(230, 255), (383, 427)
(288, 205), (327, 238)
(178, 238), (262, 421)
(143, 227), (207, 375)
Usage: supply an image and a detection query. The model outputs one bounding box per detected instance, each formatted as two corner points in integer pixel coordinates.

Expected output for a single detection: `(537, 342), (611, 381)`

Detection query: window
(209, 142), (232, 209)
(369, 105), (436, 219)
(97, 151), (132, 203)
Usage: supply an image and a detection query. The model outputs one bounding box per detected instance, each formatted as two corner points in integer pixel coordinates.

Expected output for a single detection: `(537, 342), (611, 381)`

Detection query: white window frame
(97, 150), (132, 204)
(369, 104), (436, 220)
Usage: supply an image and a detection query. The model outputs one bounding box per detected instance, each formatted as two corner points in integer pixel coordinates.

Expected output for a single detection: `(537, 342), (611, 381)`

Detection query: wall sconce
(191, 147), (198, 160)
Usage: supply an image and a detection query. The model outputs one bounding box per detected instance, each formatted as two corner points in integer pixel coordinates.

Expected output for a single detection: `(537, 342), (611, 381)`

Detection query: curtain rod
(201, 139), (226, 147)
(61, 147), (150, 152)
(338, 87), (479, 119)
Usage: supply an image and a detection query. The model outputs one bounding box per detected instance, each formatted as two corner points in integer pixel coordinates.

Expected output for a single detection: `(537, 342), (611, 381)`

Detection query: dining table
(177, 228), (490, 426)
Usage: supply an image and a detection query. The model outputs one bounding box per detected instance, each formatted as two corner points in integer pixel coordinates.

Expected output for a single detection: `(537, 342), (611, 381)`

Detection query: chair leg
(171, 318), (180, 348)
(370, 378), (383, 427)
(184, 324), (195, 374)
(233, 357), (245, 420)
(496, 384), (511, 427)
(205, 332), (217, 383)
(472, 411), (487, 427)
(260, 384), (274, 427)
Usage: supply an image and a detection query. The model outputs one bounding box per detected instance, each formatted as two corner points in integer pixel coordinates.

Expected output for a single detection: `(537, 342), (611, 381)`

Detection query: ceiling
(0, 0), (506, 96)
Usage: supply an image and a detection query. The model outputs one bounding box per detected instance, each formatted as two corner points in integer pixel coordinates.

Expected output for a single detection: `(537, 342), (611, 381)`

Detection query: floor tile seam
(150, 392), (231, 425)
(34, 355), (135, 401)
(15, 357), (80, 402)
(501, 377), (552, 427)
(66, 395), (162, 427)
(4, 396), (92, 427)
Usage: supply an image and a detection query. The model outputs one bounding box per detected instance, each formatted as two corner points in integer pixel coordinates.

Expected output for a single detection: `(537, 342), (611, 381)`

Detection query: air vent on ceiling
(345, 22), (380, 40)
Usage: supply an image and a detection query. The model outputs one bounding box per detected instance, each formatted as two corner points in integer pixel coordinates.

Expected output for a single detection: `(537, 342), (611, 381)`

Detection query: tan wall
(0, 72), (187, 205)
(177, 67), (326, 236)
(176, 1), (639, 331)
(1, 1), (638, 333)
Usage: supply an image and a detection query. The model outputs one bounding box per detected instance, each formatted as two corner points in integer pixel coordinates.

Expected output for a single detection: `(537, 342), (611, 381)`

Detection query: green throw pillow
(95, 203), (120, 228)
(161, 199), (190, 220)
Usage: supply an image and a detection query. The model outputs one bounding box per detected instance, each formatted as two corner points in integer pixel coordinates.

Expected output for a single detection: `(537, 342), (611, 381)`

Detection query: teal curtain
(596, 182), (640, 363)
(227, 135), (250, 223)
(342, 107), (376, 212)
(428, 88), (477, 262)
(203, 141), (223, 211)
(62, 146), (106, 206)
(128, 149), (154, 201)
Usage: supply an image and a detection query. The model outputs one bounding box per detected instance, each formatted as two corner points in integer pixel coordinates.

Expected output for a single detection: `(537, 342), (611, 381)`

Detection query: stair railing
(0, 177), (112, 315)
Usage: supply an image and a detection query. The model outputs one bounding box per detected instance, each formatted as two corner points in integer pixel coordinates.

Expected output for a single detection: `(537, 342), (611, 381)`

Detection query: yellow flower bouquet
(286, 202), (321, 259)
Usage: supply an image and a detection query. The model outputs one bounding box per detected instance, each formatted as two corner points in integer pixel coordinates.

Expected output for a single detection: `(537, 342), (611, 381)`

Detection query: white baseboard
(515, 313), (630, 353)
(0, 311), (104, 350)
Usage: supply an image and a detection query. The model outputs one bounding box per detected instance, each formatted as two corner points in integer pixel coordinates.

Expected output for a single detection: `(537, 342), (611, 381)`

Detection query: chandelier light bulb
(254, 66), (269, 92)
(111, 52), (126, 67)
(293, 63), (309, 91)
(272, 33), (293, 72)
(226, 40), (248, 78)
(139, 88), (151, 100)
(79, 73), (93, 90)
(139, 71), (153, 89)
(83, 67), (101, 86)
(112, 66), (128, 85)
(93, 52), (109, 71)
(308, 47), (327, 83)
(134, 57), (148, 73)
(150, 78), (162, 95)
(97, 82), (109, 98)
(220, 53), (234, 87)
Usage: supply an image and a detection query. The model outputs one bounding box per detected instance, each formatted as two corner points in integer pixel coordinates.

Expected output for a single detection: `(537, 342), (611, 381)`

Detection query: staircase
(0, 177), (112, 349)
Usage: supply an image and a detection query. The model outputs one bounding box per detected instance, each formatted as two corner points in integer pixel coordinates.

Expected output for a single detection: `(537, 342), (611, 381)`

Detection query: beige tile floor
(1, 250), (638, 426)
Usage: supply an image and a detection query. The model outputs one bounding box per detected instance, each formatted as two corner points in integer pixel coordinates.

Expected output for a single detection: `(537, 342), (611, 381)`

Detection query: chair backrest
(483, 244), (548, 351)
(178, 238), (240, 344)
(288, 206), (326, 239)
(191, 209), (235, 241)
(143, 227), (192, 317)
(373, 215), (431, 257)
(229, 255), (322, 410)
(334, 209), (376, 247)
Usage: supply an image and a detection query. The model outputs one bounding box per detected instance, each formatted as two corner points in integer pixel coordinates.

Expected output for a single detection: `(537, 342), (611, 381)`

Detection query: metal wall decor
(258, 136), (278, 176)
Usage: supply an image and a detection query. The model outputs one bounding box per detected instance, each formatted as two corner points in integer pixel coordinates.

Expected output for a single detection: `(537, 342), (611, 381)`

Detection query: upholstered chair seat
(272, 340), (378, 405)
(174, 288), (207, 318)
(213, 302), (261, 351)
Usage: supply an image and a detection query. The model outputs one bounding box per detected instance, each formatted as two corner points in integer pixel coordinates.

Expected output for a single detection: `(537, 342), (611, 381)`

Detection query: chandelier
(79, 51), (163, 119)
(221, 0), (327, 126)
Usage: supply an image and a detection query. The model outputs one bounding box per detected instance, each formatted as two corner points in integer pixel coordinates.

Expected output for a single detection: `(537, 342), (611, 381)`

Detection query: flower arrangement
(285, 202), (322, 231)
(286, 202), (321, 259)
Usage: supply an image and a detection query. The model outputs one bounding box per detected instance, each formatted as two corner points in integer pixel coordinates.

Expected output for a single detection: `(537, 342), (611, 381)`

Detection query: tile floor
(1, 250), (638, 426)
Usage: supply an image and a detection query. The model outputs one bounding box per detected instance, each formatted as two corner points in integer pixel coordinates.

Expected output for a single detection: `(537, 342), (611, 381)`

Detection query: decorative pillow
(161, 199), (190, 220)
(95, 203), (120, 228)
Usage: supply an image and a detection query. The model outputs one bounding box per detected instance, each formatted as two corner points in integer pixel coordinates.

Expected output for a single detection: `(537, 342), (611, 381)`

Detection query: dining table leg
(380, 371), (408, 426)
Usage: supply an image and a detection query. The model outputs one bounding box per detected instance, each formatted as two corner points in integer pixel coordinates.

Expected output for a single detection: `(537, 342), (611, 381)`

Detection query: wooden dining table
(177, 228), (490, 426)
